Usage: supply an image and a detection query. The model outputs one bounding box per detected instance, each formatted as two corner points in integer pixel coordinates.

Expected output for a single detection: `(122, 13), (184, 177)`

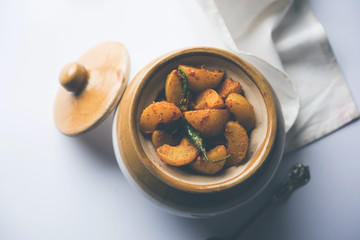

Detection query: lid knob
(59, 62), (88, 93)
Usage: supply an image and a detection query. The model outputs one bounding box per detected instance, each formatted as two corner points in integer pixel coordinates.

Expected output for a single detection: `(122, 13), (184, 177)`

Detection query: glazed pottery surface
(113, 47), (285, 217)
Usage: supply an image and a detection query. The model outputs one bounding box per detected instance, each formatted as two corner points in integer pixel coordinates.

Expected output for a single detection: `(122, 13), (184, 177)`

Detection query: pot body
(112, 47), (285, 217)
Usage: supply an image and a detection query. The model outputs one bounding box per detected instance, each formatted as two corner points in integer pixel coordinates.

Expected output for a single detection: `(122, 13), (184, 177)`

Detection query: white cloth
(198, 0), (359, 152)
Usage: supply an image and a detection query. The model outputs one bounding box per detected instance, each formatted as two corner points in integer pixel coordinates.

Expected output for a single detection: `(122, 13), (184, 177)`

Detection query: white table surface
(1, 0), (359, 239)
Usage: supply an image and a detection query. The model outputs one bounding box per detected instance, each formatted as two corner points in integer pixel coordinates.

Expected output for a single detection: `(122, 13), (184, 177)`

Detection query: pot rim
(128, 47), (277, 193)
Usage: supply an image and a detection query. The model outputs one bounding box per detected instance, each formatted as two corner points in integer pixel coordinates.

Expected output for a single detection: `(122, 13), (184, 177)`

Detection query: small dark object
(155, 88), (166, 102)
(272, 163), (310, 204)
(207, 163), (310, 240)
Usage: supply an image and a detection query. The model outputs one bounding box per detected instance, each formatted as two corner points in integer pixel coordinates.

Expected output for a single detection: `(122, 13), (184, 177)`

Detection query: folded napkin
(198, 0), (359, 152)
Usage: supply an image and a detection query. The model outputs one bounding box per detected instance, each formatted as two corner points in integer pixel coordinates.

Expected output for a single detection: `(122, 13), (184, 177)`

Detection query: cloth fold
(198, 0), (359, 152)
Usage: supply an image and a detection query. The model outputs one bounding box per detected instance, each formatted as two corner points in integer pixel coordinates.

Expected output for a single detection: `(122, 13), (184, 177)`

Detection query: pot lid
(54, 42), (130, 136)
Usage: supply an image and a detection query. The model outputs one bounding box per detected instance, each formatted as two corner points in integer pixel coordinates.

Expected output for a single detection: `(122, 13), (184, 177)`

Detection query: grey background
(0, 0), (359, 239)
